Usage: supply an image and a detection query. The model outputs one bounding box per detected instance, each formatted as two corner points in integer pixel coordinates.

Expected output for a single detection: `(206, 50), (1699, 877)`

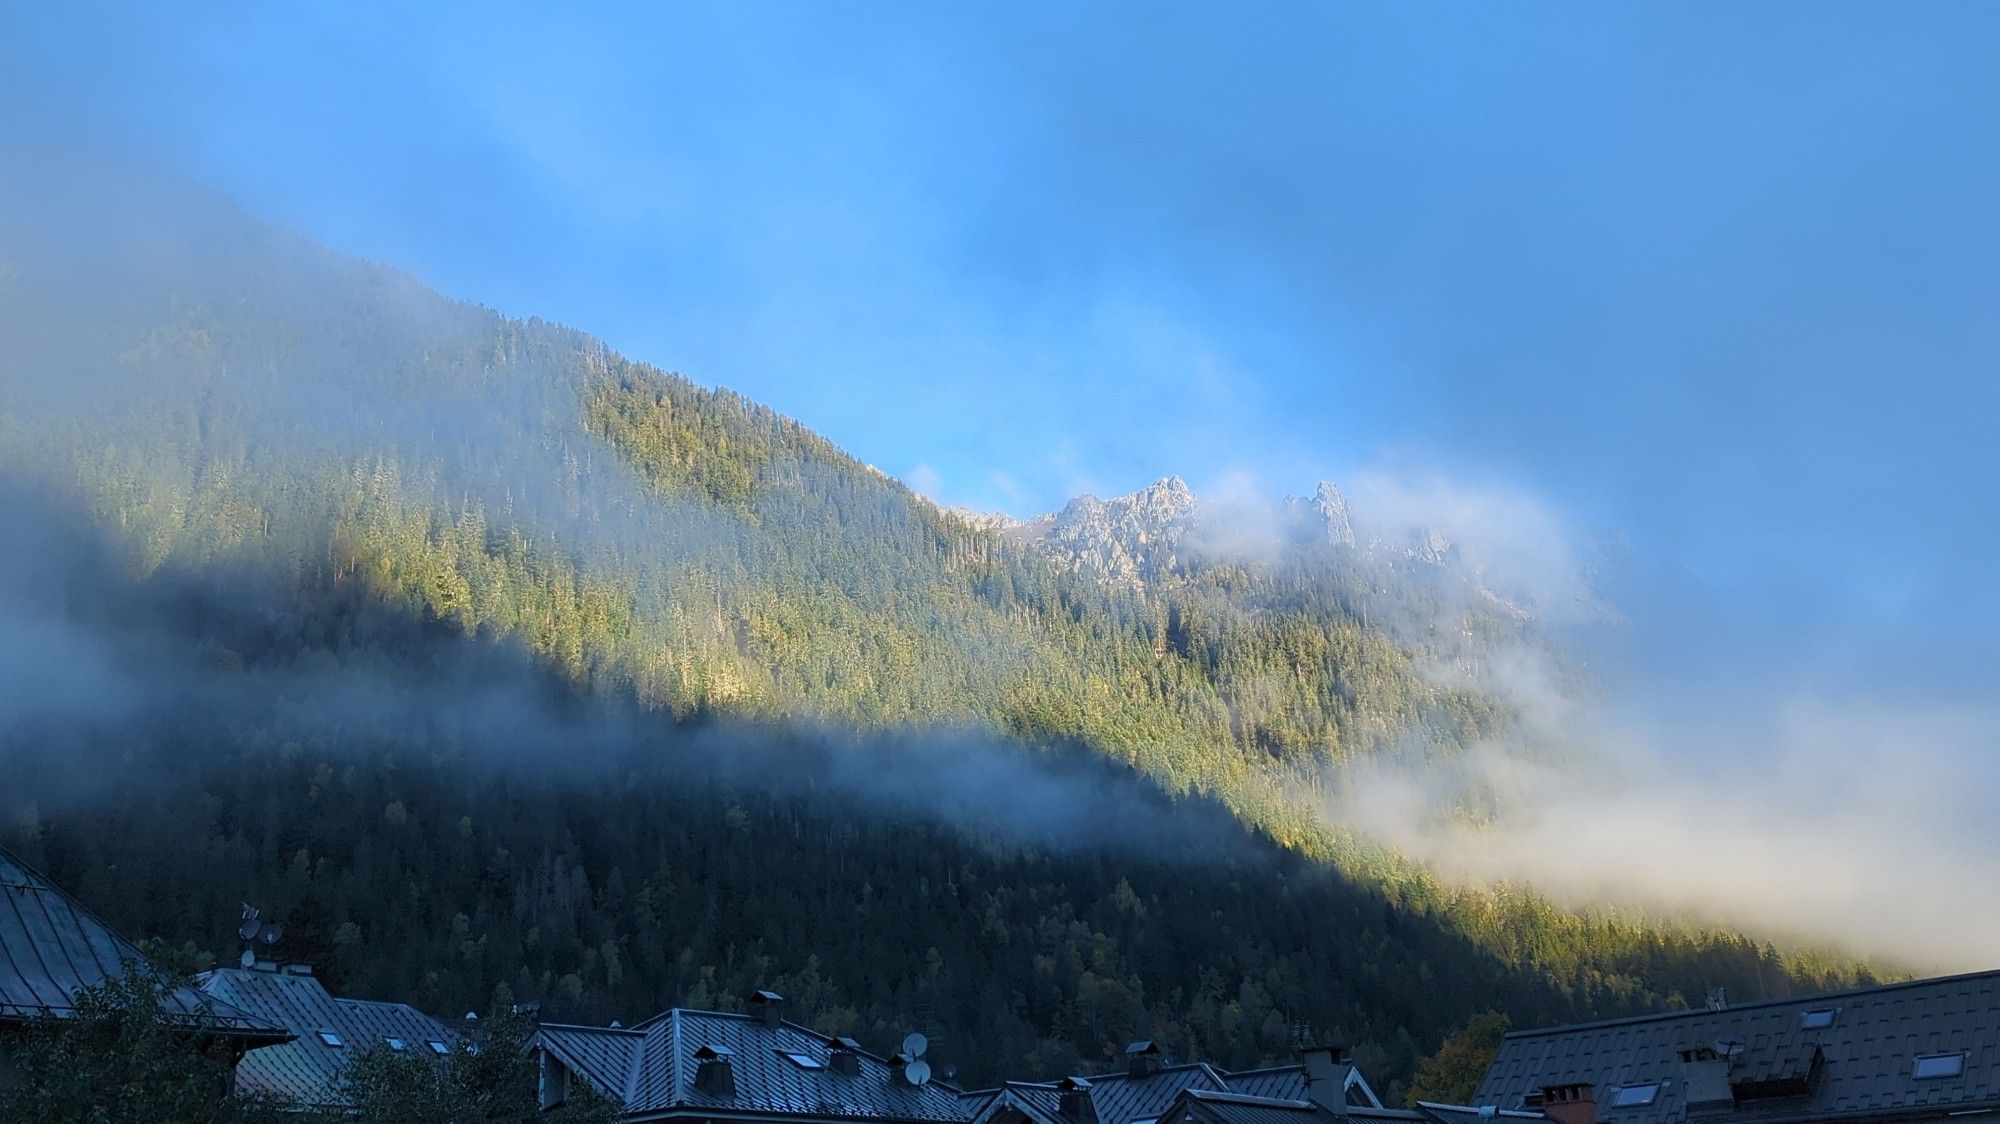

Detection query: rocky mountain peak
(1285, 480), (1355, 548)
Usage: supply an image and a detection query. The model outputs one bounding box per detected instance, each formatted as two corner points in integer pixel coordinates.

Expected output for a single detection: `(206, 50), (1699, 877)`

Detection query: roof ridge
(1082, 1061), (1218, 1082)
(1185, 1090), (1312, 1107)
(538, 1020), (648, 1036)
(1414, 1102), (1541, 1119)
(1500, 967), (2000, 1040)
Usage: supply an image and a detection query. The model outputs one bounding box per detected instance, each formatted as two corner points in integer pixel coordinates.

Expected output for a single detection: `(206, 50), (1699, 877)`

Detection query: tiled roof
(535, 1008), (975, 1122)
(1474, 969), (2000, 1124)
(196, 966), (459, 1109)
(0, 846), (285, 1040)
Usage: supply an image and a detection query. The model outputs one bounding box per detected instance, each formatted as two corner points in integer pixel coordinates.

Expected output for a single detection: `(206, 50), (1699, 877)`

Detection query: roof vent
(1126, 1040), (1163, 1077)
(695, 1044), (737, 1097)
(1059, 1076), (1098, 1124)
(828, 1035), (864, 1076)
(750, 990), (785, 1029)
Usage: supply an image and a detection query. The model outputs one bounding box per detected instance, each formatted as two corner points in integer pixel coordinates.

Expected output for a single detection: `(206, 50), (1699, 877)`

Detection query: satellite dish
(238, 919), (263, 942)
(239, 949), (256, 969)
(259, 922), (284, 946)
(902, 1033), (928, 1060)
(905, 1060), (932, 1087)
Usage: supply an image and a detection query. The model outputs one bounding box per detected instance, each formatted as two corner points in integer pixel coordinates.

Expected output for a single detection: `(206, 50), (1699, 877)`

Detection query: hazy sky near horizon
(5, 2), (1999, 698)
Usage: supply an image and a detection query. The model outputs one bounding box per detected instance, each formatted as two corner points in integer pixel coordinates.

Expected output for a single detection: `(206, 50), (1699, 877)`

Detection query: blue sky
(5, 2), (1998, 695)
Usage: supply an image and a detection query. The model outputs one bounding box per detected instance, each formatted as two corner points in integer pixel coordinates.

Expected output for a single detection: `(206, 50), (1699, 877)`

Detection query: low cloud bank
(1309, 469), (2000, 972)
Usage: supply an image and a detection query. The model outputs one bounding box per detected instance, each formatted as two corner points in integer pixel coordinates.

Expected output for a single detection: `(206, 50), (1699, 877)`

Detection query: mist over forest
(0, 146), (1954, 1097)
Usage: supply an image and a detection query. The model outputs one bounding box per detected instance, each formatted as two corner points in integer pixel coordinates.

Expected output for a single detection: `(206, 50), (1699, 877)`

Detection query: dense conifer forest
(0, 169), (1872, 1097)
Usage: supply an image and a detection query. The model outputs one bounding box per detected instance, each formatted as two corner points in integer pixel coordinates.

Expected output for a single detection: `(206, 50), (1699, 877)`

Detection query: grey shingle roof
(0, 846), (286, 1041)
(535, 1008), (975, 1122)
(1474, 969), (2000, 1123)
(197, 966), (459, 1109)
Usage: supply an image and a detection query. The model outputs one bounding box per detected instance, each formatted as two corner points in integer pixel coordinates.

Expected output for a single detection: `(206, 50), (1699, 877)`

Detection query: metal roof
(963, 1081), (1070, 1124)
(1161, 1088), (1451, 1124)
(197, 966), (460, 1109)
(0, 845), (286, 1040)
(1085, 1064), (1236, 1124)
(535, 1008), (975, 1122)
(1474, 968), (2000, 1124)
(975, 1057), (1383, 1124)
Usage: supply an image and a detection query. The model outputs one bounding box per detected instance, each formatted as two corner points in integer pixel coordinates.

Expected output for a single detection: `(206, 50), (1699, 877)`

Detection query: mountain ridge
(0, 167), (1878, 1094)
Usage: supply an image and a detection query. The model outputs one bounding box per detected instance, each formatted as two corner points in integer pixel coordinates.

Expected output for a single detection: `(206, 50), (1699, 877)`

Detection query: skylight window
(1611, 1084), (1659, 1108)
(429, 1040), (450, 1055)
(1800, 1007), (1839, 1030)
(386, 1037), (407, 1051)
(317, 1030), (344, 1048)
(1913, 1053), (1965, 1080)
(780, 1051), (826, 1069)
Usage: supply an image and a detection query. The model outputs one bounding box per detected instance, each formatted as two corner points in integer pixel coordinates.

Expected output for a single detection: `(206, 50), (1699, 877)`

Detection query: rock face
(947, 474), (1477, 597)
(945, 508), (1023, 537)
(1021, 476), (1200, 587)
(1283, 481), (1356, 548)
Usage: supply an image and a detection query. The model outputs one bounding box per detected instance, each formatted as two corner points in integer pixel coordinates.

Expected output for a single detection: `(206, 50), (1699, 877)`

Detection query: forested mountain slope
(0, 166), (1509, 844)
(0, 167), (1870, 1094)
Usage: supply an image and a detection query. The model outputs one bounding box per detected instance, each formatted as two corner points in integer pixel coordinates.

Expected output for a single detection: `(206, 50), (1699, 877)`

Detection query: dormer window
(1914, 1053), (1965, 1080)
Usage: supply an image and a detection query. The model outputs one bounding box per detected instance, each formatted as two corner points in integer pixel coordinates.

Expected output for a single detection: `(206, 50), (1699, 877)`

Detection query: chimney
(1540, 1083), (1596, 1124)
(694, 1045), (737, 1097)
(1126, 1041), (1163, 1077)
(1058, 1077), (1098, 1124)
(750, 990), (786, 1029)
(1297, 1044), (1354, 1118)
(828, 1035), (864, 1077)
